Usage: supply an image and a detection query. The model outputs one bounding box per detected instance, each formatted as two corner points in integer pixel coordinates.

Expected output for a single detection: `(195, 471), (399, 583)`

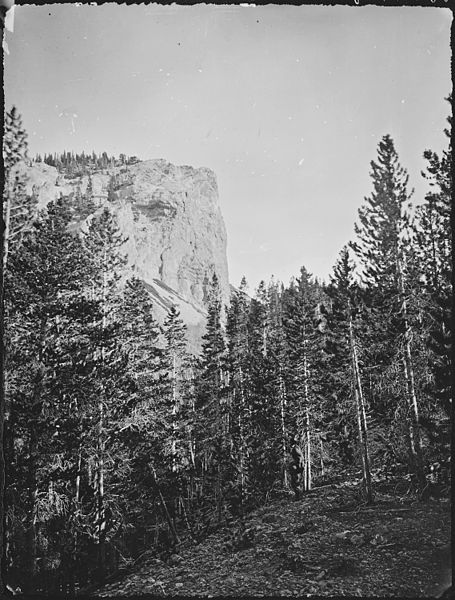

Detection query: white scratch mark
(5, 6), (15, 32)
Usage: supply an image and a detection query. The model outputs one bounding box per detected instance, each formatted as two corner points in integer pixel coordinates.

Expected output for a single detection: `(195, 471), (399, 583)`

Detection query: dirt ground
(93, 479), (451, 598)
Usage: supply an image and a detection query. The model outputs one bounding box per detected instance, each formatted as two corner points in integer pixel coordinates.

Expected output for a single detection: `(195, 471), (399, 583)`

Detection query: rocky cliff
(19, 159), (230, 352)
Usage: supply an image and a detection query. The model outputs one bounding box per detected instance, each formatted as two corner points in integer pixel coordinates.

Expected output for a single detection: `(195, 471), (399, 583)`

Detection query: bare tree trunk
(171, 353), (177, 472)
(188, 391), (196, 469)
(278, 366), (288, 488)
(75, 446), (82, 504)
(188, 439), (195, 469)
(216, 462), (222, 525)
(149, 465), (180, 545)
(238, 367), (247, 492)
(349, 311), (373, 504)
(397, 257), (426, 491)
(305, 408), (312, 491)
(302, 351), (312, 492)
(320, 436), (324, 476)
(3, 193), (12, 273)
(402, 349), (426, 490)
(237, 413), (245, 491)
(180, 496), (199, 542)
(216, 361), (223, 525)
(95, 397), (106, 579)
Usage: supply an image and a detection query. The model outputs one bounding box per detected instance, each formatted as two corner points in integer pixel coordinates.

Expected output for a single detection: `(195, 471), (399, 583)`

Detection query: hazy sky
(4, 4), (452, 291)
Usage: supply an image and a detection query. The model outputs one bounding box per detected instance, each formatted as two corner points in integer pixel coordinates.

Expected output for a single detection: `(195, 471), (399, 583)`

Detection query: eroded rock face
(18, 159), (230, 352)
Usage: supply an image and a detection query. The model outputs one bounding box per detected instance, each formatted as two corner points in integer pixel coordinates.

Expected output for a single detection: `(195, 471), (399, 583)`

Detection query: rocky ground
(91, 479), (451, 598)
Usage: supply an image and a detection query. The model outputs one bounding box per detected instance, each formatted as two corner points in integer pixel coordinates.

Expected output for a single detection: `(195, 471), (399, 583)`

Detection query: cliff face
(19, 159), (230, 352)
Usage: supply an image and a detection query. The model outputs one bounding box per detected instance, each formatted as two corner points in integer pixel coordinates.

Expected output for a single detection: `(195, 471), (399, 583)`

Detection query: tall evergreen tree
(282, 267), (325, 492)
(2, 107), (37, 272)
(226, 278), (252, 511)
(266, 279), (290, 490)
(326, 248), (373, 503)
(82, 207), (128, 578)
(4, 199), (100, 591)
(114, 277), (181, 552)
(350, 134), (426, 491)
(160, 306), (196, 540)
(243, 284), (278, 498)
(162, 306), (193, 473)
(414, 96), (452, 419)
(2, 106), (35, 587)
(197, 274), (228, 525)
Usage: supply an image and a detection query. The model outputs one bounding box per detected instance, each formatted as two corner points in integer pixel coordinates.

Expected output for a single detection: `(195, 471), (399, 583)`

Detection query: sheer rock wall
(19, 159), (230, 352)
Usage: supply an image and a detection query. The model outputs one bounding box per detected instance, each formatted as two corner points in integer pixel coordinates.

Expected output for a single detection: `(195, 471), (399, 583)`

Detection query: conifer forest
(1, 99), (452, 596)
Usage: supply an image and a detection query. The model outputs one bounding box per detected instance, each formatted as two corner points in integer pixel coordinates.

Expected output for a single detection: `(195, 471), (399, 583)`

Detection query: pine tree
(414, 96), (452, 419)
(1, 106), (35, 586)
(2, 107), (38, 272)
(327, 247), (373, 503)
(197, 274), (228, 525)
(115, 277), (182, 549)
(119, 277), (162, 398)
(350, 135), (426, 491)
(82, 207), (128, 578)
(266, 279), (290, 490)
(162, 306), (193, 473)
(243, 284), (277, 497)
(282, 267), (325, 492)
(82, 175), (96, 216)
(160, 306), (197, 540)
(4, 199), (100, 591)
(226, 277), (251, 512)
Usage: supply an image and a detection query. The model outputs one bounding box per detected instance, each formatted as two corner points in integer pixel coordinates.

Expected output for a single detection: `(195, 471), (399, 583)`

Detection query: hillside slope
(92, 479), (450, 598)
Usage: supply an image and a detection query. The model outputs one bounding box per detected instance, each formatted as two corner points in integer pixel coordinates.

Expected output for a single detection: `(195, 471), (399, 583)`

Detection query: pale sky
(4, 4), (452, 291)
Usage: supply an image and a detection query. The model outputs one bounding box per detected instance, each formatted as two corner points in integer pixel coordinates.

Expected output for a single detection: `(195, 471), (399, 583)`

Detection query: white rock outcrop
(18, 159), (230, 352)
